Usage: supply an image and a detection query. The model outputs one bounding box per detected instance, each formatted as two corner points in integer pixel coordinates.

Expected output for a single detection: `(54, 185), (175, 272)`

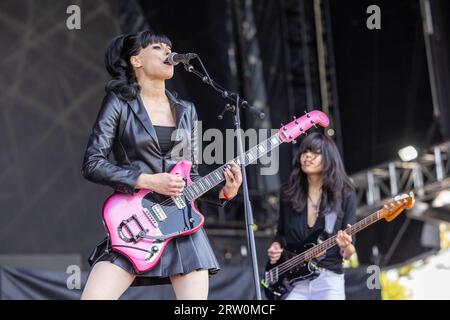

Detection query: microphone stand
(181, 57), (264, 300)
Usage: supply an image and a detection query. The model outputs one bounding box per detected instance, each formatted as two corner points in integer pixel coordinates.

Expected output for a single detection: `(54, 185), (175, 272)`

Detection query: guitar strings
(124, 165), (231, 226)
(269, 212), (381, 277)
(271, 216), (379, 277)
(126, 135), (280, 224)
(272, 222), (368, 276)
(116, 124), (322, 244)
(152, 133), (281, 209)
(268, 199), (406, 277)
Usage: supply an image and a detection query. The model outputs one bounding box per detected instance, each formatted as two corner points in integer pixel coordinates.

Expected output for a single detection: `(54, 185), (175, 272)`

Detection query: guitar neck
(302, 209), (383, 261)
(184, 133), (284, 201)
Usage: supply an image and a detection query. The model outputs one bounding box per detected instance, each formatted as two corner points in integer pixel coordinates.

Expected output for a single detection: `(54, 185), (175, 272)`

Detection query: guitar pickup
(172, 196), (186, 209)
(151, 204), (167, 222)
(143, 208), (158, 227)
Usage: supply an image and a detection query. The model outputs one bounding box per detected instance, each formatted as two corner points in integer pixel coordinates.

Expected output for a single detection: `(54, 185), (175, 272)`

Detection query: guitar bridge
(265, 268), (279, 285)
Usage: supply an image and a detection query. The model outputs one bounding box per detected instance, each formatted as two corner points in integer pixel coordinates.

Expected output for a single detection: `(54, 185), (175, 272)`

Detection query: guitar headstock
(278, 110), (330, 143)
(380, 192), (415, 222)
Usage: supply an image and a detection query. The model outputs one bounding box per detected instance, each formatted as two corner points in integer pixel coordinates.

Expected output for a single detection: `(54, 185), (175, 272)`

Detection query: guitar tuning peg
(281, 123), (284, 127)
(304, 111), (311, 118)
(292, 139), (297, 144)
(292, 115), (297, 119)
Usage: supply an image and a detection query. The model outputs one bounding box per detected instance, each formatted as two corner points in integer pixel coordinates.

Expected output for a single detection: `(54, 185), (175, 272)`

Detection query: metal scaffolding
(350, 140), (450, 219)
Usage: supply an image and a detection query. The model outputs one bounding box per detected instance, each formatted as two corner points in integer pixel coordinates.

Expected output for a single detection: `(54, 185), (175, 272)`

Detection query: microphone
(167, 52), (197, 66)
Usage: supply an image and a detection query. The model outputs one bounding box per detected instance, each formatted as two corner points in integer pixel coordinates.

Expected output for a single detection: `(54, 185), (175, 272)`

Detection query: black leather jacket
(82, 90), (226, 206)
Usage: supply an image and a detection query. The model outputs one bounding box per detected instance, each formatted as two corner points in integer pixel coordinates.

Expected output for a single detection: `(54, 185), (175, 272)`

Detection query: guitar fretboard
(267, 209), (384, 281)
(302, 210), (382, 262)
(183, 134), (283, 201)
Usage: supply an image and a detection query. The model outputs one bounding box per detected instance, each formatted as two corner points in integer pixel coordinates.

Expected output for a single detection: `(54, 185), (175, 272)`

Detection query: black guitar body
(262, 229), (325, 300)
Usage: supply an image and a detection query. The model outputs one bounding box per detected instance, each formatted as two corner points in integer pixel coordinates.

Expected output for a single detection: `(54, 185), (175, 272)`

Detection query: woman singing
(81, 30), (242, 300)
(267, 132), (356, 300)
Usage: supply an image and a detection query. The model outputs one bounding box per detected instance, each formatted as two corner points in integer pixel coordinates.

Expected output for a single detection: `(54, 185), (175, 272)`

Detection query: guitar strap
(317, 210), (338, 246)
(324, 210), (338, 235)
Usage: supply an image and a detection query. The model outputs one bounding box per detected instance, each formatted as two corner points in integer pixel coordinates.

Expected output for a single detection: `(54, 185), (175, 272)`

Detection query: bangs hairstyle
(132, 31), (172, 50)
(282, 132), (354, 216)
(105, 30), (172, 100)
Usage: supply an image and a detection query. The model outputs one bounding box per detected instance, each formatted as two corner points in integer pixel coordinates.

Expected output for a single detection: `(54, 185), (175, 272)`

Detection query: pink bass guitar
(102, 111), (330, 273)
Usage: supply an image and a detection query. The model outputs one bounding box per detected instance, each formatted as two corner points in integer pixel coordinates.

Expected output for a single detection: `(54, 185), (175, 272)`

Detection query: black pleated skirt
(88, 228), (220, 286)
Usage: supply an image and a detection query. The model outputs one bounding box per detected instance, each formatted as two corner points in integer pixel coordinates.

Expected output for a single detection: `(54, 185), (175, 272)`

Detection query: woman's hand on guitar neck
(336, 224), (355, 260)
(220, 161), (243, 200)
(136, 173), (185, 196)
(267, 242), (284, 264)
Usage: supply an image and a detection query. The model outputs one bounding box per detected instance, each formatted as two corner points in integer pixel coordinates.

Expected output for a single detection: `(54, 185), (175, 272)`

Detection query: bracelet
(222, 191), (234, 201)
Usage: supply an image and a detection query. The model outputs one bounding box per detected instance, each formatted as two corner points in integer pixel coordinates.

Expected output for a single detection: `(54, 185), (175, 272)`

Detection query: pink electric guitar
(102, 111), (330, 273)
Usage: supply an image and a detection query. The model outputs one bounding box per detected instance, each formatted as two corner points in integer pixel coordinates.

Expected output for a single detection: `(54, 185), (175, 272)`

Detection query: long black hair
(105, 30), (172, 101)
(282, 132), (354, 216)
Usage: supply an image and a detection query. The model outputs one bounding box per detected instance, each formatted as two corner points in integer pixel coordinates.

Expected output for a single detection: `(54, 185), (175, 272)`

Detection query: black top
(274, 190), (357, 274)
(153, 125), (175, 155)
